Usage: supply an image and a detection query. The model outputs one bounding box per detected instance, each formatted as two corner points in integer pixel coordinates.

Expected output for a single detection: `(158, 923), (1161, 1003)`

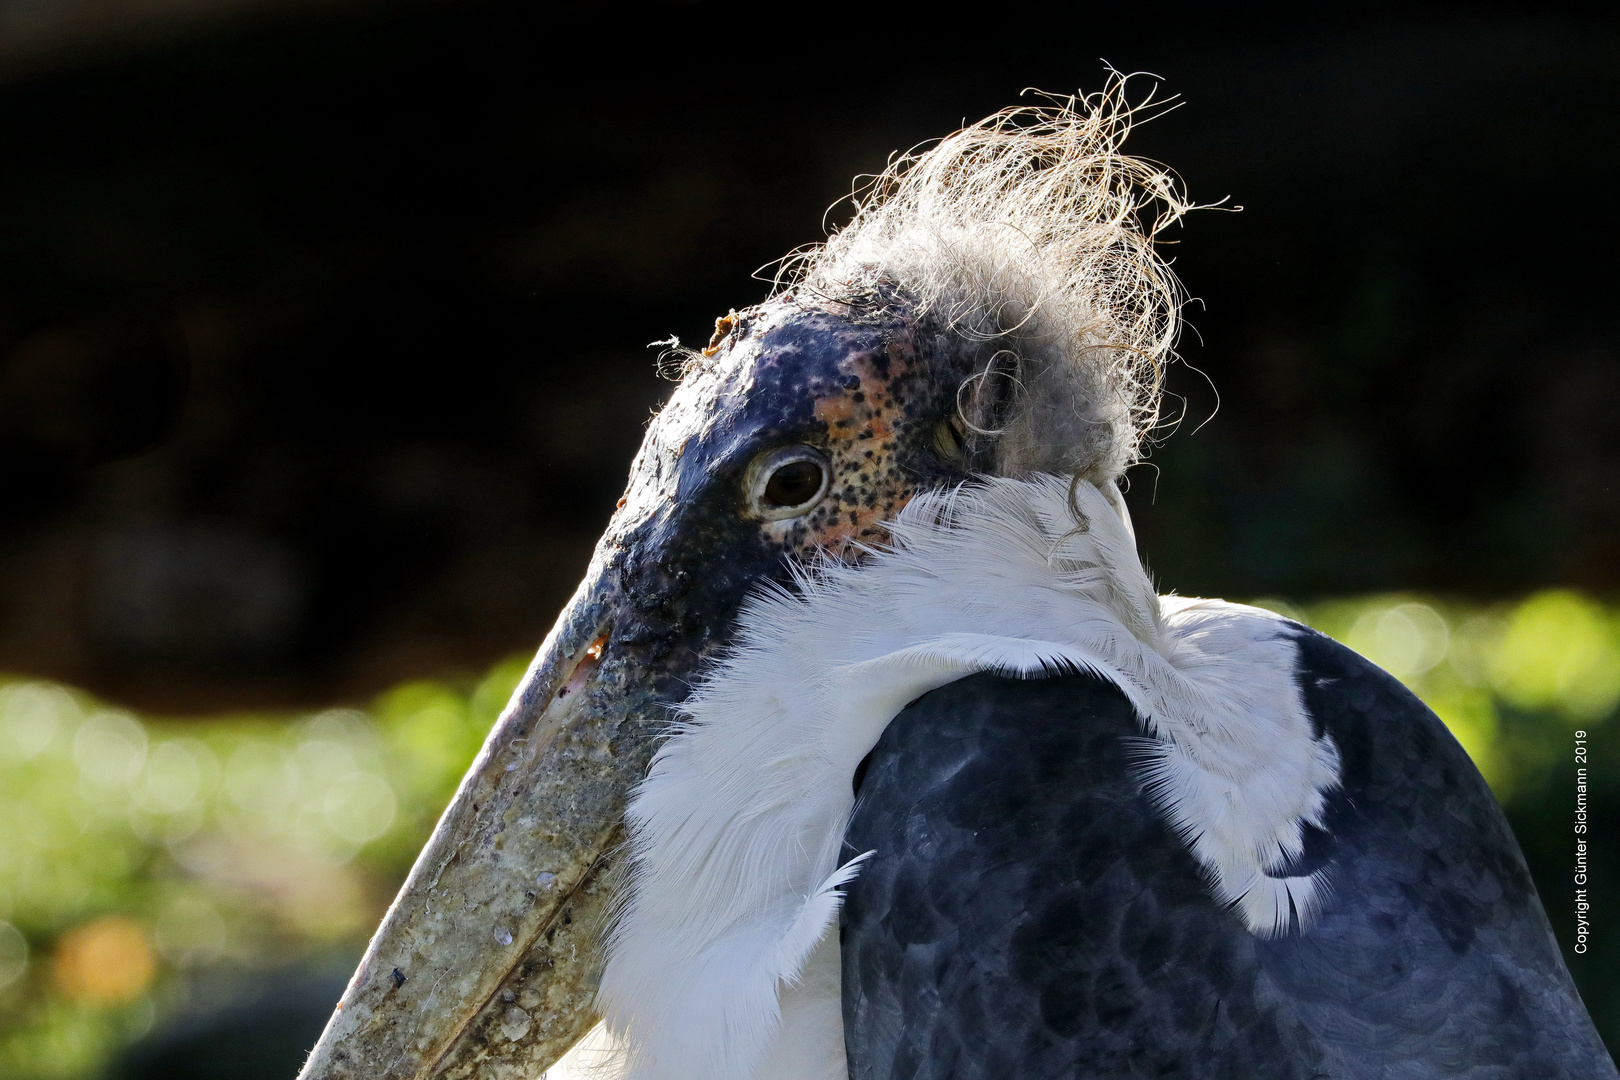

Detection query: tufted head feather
(776, 73), (1194, 485)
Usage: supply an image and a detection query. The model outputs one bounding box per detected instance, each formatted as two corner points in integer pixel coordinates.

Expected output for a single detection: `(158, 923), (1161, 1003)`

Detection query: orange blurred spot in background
(51, 916), (155, 1005)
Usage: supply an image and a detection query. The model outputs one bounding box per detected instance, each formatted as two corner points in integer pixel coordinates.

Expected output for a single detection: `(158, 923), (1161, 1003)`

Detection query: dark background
(0, 1), (1614, 714)
(0, 1), (1615, 1074)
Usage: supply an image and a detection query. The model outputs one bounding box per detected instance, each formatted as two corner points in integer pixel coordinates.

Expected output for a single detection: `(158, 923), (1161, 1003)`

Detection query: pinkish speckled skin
(639, 288), (987, 577)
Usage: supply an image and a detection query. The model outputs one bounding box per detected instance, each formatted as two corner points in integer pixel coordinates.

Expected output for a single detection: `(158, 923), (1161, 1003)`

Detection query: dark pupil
(763, 460), (824, 508)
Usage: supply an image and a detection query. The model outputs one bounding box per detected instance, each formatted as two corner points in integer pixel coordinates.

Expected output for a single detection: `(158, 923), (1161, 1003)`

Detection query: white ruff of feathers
(591, 474), (1342, 1080)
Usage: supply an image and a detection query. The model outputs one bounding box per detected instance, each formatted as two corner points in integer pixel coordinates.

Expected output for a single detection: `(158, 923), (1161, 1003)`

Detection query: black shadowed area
(0, 2), (1614, 713)
(104, 970), (349, 1080)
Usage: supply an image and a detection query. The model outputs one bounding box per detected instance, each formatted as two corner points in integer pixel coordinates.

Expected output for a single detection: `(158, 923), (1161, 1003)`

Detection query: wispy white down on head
(779, 73), (1195, 485)
(596, 475), (1340, 1080)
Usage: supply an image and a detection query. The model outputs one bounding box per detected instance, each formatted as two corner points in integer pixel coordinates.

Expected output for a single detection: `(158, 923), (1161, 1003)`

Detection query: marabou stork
(299, 85), (1616, 1080)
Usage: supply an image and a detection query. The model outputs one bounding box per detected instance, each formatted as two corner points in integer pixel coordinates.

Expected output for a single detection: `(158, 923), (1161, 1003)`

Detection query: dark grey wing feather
(840, 630), (1616, 1079)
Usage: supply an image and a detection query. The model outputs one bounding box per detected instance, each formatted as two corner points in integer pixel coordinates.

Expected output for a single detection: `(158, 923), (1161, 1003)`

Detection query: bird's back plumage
(842, 635), (1616, 1078)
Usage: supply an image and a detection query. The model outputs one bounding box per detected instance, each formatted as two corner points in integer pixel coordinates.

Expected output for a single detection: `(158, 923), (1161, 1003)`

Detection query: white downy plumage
(583, 474), (1342, 1080)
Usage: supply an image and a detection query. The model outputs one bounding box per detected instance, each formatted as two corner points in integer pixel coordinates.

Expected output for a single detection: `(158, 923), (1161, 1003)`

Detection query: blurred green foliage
(1257, 590), (1620, 800)
(0, 656), (530, 1078)
(1, 593), (1616, 1077)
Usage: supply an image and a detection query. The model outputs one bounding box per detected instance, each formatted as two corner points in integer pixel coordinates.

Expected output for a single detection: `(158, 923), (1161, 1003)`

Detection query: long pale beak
(298, 542), (669, 1080)
(294, 288), (927, 1077)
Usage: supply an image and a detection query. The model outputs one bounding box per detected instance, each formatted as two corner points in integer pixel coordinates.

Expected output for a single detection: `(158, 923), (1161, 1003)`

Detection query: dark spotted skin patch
(590, 288), (989, 685)
(805, 346), (914, 546)
(704, 295), (977, 560)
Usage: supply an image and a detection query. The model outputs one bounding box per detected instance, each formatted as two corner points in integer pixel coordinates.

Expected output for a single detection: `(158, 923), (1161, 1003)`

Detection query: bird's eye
(745, 446), (831, 520)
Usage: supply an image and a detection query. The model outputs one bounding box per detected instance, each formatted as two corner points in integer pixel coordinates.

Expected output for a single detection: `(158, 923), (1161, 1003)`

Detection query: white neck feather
(582, 475), (1340, 1080)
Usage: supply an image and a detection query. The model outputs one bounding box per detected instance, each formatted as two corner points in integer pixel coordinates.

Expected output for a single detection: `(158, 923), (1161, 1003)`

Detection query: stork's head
(299, 84), (1189, 1080)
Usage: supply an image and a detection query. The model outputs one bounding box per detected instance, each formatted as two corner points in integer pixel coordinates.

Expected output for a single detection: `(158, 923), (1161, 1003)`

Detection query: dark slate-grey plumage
(841, 626), (1616, 1079)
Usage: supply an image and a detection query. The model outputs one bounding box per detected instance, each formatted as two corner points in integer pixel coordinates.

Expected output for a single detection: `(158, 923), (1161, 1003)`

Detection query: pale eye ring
(744, 445), (831, 520)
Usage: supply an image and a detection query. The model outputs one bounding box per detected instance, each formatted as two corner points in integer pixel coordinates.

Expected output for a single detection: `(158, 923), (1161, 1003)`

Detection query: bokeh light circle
(322, 772), (397, 844)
